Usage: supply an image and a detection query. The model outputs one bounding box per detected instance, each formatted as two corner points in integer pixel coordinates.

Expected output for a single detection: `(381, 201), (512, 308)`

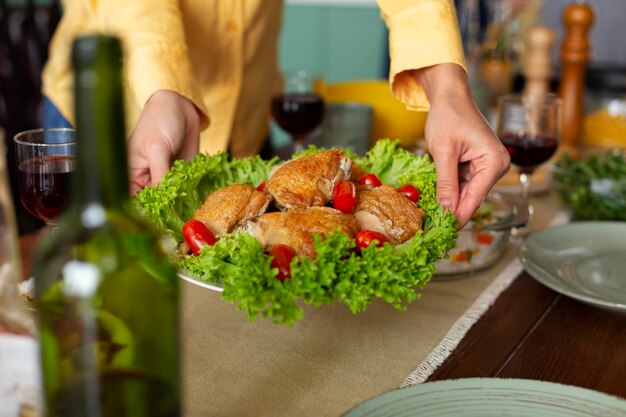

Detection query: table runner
(181, 192), (565, 417)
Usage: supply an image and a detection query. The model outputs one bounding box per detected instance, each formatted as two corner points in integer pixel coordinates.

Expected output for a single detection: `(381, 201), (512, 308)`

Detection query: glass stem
(519, 171), (532, 220)
(292, 135), (306, 153)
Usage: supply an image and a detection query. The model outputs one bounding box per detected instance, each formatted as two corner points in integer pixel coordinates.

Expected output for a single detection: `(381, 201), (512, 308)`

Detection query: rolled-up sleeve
(376, 0), (466, 111)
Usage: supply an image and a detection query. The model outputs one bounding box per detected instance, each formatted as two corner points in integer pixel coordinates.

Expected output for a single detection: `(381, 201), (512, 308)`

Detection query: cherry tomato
(182, 220), (218, 256)
(257, 181), (266, 192)
(359, 173), (382, 187)
(332, 179), (357, 213)
(270, 244), (297, 281)
(397, 184), (420, 203)
(476, 233), (493, 245)
(453, 249), (476, 263)
(355, 230), (389, 250)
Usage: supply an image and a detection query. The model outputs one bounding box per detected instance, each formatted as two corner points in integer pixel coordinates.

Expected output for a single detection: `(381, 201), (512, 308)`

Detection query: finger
(177, 126), (200, 161)
(455, 187), (485, 227)
(148, 153), (172, 187)
(429, 146), (460, 213)
(129, 179), (143, 196)
(455, 169), (498, 227)
(129, 168), (149, 196)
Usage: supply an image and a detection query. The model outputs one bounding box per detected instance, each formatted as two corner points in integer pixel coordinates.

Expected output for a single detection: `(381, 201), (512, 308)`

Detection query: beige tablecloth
(181, 192), (565, 417)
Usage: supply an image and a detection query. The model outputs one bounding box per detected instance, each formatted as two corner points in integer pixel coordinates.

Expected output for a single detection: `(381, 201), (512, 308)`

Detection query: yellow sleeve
(83, 0), (209, 128)
(376, 0), (466, 111)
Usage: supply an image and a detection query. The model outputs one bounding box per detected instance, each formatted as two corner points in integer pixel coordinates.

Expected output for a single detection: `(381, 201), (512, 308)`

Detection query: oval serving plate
(519, 221), (626, 312)
(342, 378), (626, 417)
(177, 270), (224, 292)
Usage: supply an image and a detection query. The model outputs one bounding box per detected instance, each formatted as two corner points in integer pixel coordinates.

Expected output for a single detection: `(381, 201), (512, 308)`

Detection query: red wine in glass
(499, 133), (559, 174)
(18, 155), (75, 224)
(272, 93), (325, 149)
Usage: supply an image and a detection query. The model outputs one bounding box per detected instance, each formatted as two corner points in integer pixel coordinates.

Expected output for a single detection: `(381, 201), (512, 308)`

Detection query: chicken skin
(245, 206), (358, 258)
(264, 149), (352, 209)
(193, 183), (271, 234)
(354, 184), (425, 245)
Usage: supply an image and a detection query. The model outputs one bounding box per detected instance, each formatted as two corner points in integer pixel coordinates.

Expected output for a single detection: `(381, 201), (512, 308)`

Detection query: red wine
(18, 155), (75, 223)
(272, 93), (325, 136)
(499, 133), (558, 173)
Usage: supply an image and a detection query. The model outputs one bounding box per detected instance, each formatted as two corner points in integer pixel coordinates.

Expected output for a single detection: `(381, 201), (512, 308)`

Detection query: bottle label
(0, 334), (43, 417)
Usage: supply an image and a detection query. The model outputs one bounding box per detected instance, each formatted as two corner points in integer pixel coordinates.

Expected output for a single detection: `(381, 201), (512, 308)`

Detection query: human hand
(414, 64), (510, 227)
(128, 90), (201, 195)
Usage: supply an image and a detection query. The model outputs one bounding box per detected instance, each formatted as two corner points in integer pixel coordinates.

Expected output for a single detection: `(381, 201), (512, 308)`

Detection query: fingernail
(439, 199), (452, 210)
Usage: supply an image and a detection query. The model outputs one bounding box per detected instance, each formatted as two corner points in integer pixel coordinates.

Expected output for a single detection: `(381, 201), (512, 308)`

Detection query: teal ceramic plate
(519, 222), (626, 312)
(342, 378), (626, 416)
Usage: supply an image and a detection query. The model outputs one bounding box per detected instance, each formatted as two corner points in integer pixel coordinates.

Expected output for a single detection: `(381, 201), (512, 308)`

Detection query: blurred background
(2, 0), (626, 234)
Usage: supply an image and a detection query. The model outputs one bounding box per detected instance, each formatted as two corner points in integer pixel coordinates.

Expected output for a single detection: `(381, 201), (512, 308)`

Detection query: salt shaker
(523, 26), (556, 98)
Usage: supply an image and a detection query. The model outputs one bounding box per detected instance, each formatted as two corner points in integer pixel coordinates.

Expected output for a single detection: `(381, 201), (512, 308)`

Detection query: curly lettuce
(133, 139), (458, 325)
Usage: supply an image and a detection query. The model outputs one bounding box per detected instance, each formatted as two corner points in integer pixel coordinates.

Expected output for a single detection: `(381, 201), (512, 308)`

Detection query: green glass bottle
(33, 35), (180, 416)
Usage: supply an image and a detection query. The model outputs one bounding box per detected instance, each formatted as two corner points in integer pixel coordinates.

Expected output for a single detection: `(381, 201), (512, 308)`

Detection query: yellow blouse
(42, 0), (465, 157)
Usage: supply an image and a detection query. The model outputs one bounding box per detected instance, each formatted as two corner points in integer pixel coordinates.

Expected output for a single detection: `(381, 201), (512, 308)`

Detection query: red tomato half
(397, 184), (420, 203)
(359, 173), (382, 187)
(270, 244), (297, 281)
(332, 179), (357, 213)
(257, 181), (266, 192)
(355, 230), (389, 250)
(182, 220), (218, 256)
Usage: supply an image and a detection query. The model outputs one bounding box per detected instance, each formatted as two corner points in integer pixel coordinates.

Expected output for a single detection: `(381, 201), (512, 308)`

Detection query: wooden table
(20, 226), (626, 404)
(428, 270), (626, 398)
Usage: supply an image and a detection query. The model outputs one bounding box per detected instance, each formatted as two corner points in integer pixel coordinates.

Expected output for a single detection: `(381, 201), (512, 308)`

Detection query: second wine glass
(272, 70), (325, 153)
(495, 94), (562, 232)
(13, 128), (76, 226)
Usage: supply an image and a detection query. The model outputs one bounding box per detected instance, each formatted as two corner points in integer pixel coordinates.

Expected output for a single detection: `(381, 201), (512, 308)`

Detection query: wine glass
(13, 128), (76, 226)
(271, 70), (326, 153)
(495, 94), (562, 233)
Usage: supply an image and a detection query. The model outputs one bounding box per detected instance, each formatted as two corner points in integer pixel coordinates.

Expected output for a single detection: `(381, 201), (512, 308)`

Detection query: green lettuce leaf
(132, 152), (279, 240)
(133, 139), (458, 325)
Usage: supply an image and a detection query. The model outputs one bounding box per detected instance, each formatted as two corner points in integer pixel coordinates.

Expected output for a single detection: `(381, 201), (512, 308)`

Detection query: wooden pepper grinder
(523, 26), (556, 98)
(558, 1), (595, 153)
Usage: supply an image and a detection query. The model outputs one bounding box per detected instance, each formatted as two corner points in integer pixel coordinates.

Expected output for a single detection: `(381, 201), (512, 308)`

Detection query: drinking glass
(271, 70), (326, 153)
(13, 128), (76, 225)
(495, 94), (562, 232)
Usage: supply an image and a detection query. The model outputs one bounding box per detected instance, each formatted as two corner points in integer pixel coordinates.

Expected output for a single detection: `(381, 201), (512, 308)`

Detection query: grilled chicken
(193, 183), (271, 234)
(349, 161), (367, 183)
(264, 149), (352, 209)
(354, 184), (425, 245)
(245, 206), (358, 258)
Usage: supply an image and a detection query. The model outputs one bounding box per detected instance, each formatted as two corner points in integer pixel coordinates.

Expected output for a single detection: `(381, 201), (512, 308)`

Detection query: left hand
(127, 90), (201, 195)
(414, 64), (511, 227)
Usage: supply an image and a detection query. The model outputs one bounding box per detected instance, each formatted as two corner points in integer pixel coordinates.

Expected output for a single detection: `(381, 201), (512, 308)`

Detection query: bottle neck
(72, 36), (129, 210)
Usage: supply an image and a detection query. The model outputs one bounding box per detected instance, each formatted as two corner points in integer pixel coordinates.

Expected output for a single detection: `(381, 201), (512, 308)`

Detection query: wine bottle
(0, 137), (43, 417)
(32, 36), (181, 416)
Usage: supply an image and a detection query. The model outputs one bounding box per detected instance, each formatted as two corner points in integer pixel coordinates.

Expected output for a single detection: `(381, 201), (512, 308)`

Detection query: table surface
(428, 269), (626, 398)
(19, 216), (626, 404)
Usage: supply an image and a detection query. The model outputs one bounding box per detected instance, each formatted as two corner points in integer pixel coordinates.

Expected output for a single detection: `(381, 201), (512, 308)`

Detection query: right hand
(413, 64), (511, 228)
(127, 90), (201, 195)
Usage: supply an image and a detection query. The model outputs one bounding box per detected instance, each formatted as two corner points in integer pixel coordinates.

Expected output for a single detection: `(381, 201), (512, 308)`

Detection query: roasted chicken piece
(264, 149), (352, 209)
(354, 184), (425, 245)
(349, 161), (367, 183)
(245, 206), (358, 258)
(193, 183), (271, 234)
